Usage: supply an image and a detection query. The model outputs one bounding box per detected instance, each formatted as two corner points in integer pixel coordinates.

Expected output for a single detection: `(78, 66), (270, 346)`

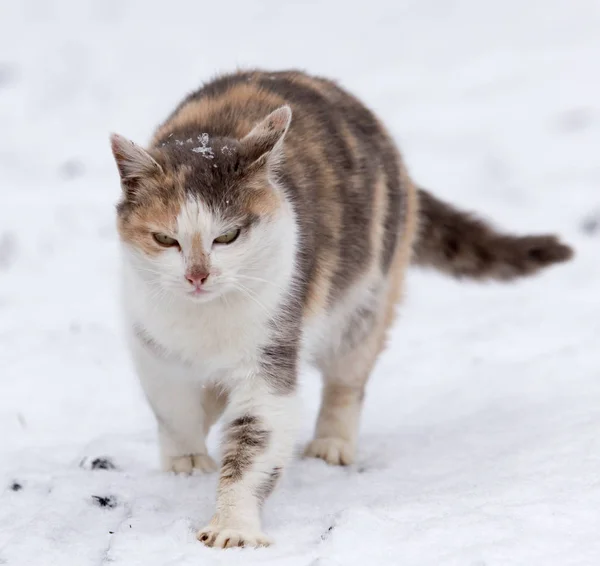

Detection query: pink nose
(185, 270), (209, 286)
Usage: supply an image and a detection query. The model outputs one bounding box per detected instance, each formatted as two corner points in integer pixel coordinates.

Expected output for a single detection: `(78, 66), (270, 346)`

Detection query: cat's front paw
(197, 525), (272, 549)
(162, 453), (218, 474)
(304, 437), (355, 466)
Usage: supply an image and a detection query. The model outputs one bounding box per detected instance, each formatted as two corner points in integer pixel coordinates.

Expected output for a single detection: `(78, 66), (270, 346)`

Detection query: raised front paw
(304, 437), (355, 466)
(162, 453), (218, 474)
(197, 525), (272, 549)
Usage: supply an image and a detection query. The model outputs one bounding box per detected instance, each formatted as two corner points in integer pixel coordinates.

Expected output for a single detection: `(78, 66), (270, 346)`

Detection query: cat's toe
(167, 455), (194, 474)
(197, 526), (271, 549)
(163, 453), (216, 474)
(304, 437), (355, 466)
(192, 453), (218, 473)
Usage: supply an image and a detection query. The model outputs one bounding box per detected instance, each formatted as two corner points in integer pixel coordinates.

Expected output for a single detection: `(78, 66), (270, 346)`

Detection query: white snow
(192, 134), (214, 158)
(1, 1), (599, 565)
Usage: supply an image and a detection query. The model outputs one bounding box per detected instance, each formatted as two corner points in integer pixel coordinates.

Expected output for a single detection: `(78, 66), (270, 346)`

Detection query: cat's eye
(153, 233), (179, 247)
(213, 228), (241, 245)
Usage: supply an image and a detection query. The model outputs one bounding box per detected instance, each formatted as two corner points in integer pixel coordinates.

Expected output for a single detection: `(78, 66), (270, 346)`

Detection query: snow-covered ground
(1, 1), (599, 564)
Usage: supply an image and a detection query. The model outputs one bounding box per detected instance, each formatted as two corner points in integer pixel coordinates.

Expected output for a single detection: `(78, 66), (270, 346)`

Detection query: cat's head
(111, 106), (295, 304)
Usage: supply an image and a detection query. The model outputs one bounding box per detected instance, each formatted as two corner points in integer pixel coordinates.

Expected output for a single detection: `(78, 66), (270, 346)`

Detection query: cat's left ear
(240, 106), (292, 165)
(110, 133), (163, 193)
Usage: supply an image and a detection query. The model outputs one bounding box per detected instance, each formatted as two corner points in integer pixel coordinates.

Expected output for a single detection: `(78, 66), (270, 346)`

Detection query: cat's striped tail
(411, 188), (573, 281)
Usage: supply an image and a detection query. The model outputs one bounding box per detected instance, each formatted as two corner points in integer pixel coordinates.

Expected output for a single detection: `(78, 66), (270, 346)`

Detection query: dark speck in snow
(90, 457), (117, 470)
(91, 495), (117, 508)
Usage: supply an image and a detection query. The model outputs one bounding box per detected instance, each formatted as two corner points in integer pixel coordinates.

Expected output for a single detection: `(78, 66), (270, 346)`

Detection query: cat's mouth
(190, 286), (207, 293)
(185, 286), (218, 302)
(188, 287), (210, 297)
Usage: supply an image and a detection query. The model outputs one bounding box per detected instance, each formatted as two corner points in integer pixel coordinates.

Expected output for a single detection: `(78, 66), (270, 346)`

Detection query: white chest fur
(122, 265), (277, 379)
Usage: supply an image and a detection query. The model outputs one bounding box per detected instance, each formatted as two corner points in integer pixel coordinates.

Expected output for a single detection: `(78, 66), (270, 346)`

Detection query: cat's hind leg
(304, 314), (389, 466)
(305, 264), (408, 466)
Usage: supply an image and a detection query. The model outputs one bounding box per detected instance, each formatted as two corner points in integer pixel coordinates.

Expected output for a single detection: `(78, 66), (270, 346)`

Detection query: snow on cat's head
(110, 106), (295, 303)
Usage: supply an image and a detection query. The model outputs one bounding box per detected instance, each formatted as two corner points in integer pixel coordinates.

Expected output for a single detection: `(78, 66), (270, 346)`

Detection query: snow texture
(192, 134), (215, 158)
(0, 1), (599, 564)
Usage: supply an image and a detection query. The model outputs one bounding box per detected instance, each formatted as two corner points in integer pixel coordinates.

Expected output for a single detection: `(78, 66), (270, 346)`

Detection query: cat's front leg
(131, 338), (225, 474)
(155, 380), (225, 474)
(197, 373), (298, 548)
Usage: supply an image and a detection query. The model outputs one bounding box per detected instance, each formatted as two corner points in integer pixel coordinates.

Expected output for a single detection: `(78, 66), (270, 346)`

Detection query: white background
(0, 1), (598, 564)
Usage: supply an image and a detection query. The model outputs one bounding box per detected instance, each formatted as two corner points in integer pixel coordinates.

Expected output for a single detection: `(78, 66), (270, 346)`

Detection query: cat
(110, 69), (573, 548)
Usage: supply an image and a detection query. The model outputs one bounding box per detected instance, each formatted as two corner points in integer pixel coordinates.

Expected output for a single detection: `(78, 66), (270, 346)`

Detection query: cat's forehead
(160, 135), (240, 184)
(157, 132), (239, 163)
(156, 135), (246, 212)
(145, 136), (281, 224)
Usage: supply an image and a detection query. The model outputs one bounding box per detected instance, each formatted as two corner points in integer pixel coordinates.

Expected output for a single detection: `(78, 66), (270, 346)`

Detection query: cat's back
(156, 69), (384, 148)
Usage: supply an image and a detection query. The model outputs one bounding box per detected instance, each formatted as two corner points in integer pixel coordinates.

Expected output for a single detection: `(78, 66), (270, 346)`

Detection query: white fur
(120, 185), (299, 545)
(303, 269), (384, 365)
(122, 191), (297, 368)
(198, 376), (299, 546)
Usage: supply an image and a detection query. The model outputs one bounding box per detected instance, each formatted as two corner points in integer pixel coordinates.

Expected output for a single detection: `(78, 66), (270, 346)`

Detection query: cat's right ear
(110, 133), (163, 195)
(240, 106), (292, 166)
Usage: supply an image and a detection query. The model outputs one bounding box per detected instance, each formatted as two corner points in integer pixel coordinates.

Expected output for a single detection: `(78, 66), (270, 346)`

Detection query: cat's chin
(184, 289), (219, 304)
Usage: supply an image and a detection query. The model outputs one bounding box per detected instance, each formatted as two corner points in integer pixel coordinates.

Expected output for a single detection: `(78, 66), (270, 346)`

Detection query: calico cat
(110, 70), (573, 548)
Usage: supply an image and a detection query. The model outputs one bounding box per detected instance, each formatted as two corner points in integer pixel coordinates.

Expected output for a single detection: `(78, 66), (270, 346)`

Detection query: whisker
(235, 274), (286, 288)
(235, 275), (302, 305)
(230, 283), (282, 331)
